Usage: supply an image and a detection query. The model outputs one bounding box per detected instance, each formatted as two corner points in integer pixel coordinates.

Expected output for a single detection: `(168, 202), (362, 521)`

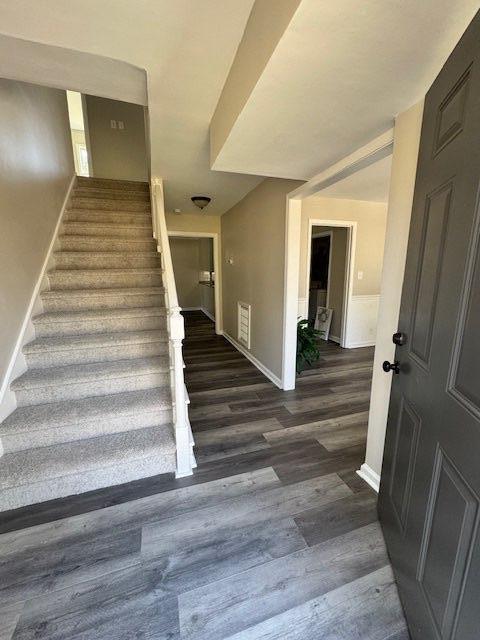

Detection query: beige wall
(221, 177), (302, 380)
(300, 198), (388, 301)
(165, 212), (220, 235)
(0, 78), (74, 391)
(84, 95), (147, 182)
(170, 238), (201, 309)
(310, 226), (348, 339)
(364, 100), (424, 480)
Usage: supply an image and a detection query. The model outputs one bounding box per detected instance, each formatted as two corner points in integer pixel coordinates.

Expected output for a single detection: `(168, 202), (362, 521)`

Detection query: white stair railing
(151, 178), (195, 477)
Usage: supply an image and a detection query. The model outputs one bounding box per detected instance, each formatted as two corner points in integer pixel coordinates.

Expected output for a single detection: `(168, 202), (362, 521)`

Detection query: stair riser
(62, 224), (152, 238)
(73, 189), (150, 201)
(34, 314), (167, 337)
(0, 449), (176, 511)
(71, 197), (150, 212)
(65, 210), (152, 225)
(59, 237), (156, 252)
(1, 410), (172, 453)
(15, 370), (170, 406)
(76, 177), (149, 192)
(42, 292), (165, 312)
(25, 340), (168, 368)
(53, 253), (161, 269)
(47, 271), (163, 290)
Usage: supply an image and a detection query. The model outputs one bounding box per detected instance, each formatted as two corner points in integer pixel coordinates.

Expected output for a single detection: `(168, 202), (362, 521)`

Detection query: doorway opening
(306, 224), (353, 346)
(66, 90), (90, 177)
(168, 231), (222, 335)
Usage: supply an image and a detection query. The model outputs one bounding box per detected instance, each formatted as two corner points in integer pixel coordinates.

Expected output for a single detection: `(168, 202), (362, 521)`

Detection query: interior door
(378, 11), (480, 640)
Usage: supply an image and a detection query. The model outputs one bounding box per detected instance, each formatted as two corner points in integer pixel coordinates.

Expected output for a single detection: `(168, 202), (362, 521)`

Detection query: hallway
(0, 311), (408, 639)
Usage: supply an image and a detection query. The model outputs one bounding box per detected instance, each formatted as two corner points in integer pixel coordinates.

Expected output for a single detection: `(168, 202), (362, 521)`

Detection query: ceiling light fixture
(191, 196), (211, 210)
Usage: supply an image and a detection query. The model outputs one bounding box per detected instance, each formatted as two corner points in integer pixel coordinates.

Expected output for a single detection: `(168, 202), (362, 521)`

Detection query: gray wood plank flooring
(0, 310), (409, 639)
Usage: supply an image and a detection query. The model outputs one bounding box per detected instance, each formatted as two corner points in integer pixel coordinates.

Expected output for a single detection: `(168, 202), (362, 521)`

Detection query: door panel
(379, 10), (480, 640)
(389, 399), (421, 532)
(451, 220), (480, 415)
(416, 449), (478, 638)
(410, 181), (453, 367)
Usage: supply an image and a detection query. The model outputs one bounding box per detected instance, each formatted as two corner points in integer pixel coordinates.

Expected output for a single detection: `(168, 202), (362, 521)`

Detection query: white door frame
(307, 229), (333, 316)
(306, 222), (357, 347)
(281, 129), (394, 390)
(167, 230), (222, 335)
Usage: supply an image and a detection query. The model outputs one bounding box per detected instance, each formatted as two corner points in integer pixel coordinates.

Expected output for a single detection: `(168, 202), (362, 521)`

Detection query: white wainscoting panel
(345, 295), (380, 348)
(297, 297), (308, 320)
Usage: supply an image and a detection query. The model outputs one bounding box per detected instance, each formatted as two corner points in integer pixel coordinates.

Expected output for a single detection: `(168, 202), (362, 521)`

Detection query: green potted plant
(296, 319), (324, 374)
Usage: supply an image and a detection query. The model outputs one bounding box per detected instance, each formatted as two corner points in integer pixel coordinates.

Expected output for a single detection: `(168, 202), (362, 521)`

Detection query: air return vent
(238, 301), (251, 349)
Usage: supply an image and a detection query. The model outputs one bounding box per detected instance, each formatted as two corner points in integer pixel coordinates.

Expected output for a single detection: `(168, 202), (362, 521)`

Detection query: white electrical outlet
(110, 119), (117, 129)
(358, 271), (364, 280)
(118, 121), (124, 130)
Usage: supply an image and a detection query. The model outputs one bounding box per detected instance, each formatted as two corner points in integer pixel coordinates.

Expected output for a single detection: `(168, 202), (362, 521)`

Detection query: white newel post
(170, 307), (191, 477)
(151, 176), (194, 477)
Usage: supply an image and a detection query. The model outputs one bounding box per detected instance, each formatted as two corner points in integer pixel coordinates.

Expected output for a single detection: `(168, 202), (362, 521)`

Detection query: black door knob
(383, 360), (400, 374)
(392, 332), (406, 346)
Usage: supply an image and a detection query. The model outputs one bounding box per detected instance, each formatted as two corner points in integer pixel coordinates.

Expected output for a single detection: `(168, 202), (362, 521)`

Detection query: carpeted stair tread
(62, 221), (152, 235)
(70, 197), (150, 212)
(53, 251), (161, 270)
(24, 330), (169, 354)
(34, 307), (167, 325)
(0, 426), (176, 499)
(59, 236), (157, 252)
(11, 356), (170, 391)
(76, 177), (149, 191)
(42, 285), (165, 299)
(65, 210), (152, 224)
(32, 307), (167, 338)
(0, 387), (171, 434)
(49, 266), (162, 278)
(73, 188), (150, 200)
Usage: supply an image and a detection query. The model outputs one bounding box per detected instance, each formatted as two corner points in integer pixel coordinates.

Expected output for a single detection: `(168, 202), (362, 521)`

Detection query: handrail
(151, 178), (194, 477)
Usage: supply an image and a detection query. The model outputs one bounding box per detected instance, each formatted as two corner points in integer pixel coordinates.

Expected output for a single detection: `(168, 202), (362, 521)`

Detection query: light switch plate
(110, 119), (117, 129)
(118, 121), (124, 130)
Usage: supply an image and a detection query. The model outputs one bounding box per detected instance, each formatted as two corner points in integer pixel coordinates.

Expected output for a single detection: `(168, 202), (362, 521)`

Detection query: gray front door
(379, 11), (480, 640)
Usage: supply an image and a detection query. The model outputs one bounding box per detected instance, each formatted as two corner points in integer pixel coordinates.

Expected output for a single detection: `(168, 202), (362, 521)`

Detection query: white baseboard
(0, 173), (76, 422)
(345, 340), (376, 348)
(328, 334), (341, 344)
(222, 331), (283, 389)
(356, 463), (380, 493)
(200, 307), (215, 322)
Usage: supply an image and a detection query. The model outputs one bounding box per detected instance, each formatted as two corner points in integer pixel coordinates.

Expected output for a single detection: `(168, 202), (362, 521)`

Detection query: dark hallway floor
(0, 310), (408, 639)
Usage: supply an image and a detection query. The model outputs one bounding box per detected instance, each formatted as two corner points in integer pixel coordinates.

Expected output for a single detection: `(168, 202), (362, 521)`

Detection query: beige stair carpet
(0, 177), (176, 511)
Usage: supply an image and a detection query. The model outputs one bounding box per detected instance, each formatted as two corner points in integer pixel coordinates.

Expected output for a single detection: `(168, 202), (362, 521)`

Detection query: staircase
(0, 177), (179, 511)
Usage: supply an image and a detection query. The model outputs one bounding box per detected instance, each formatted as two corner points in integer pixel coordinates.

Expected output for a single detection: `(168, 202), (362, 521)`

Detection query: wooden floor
(0, 310), (409, 639)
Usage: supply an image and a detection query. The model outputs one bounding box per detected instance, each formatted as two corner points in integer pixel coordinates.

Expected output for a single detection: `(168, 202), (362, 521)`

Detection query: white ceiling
(317, 155), (392, 203)
(0, 0), (261, 215)
(211, 0), (480, 180)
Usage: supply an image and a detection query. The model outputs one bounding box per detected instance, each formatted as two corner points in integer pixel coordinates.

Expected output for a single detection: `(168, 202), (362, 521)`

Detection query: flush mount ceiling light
(191, 196), (211, 210)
